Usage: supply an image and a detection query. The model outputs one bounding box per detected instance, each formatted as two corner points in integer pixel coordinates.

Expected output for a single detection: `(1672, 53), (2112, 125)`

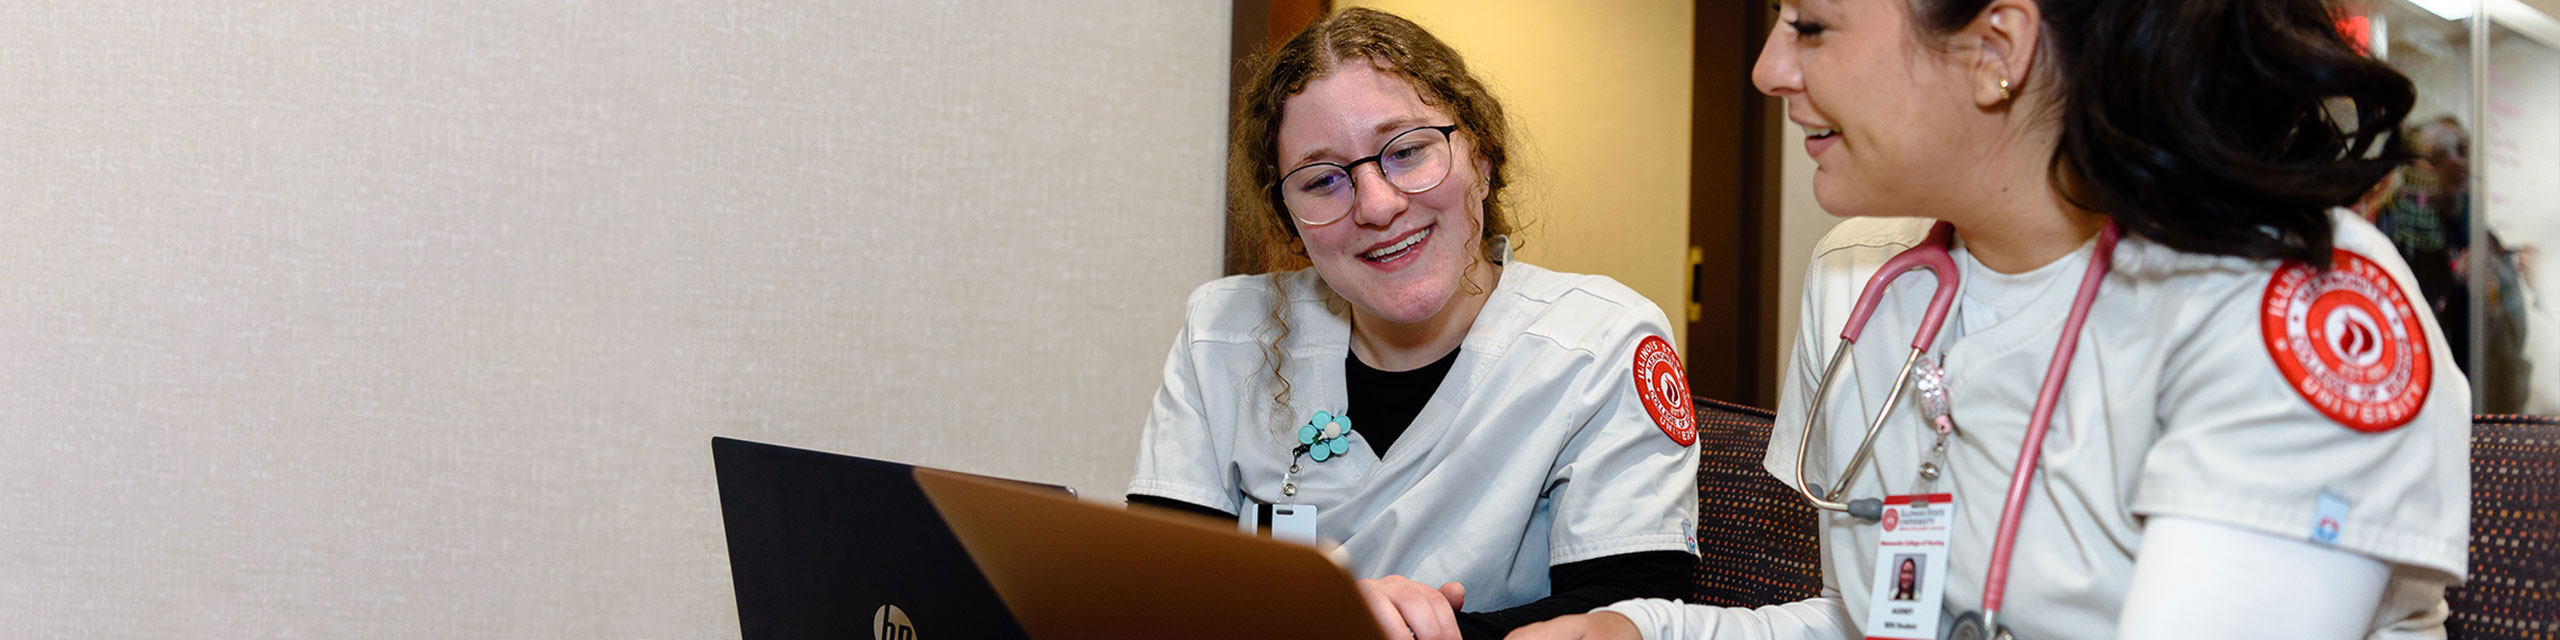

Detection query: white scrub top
(1764, 211), (2471, 638)
(1128, 261), (1701, 611)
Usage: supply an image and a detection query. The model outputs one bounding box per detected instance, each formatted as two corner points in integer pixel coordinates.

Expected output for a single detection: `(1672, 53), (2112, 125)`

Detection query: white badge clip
(1240, 502), (1319, 545)
(1863, 493), (1955, 640)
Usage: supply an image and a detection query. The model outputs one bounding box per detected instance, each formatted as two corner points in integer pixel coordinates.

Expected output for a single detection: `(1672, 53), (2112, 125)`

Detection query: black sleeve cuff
(1452, 550), (1693, 640)
(1124, 493), (1235, 520)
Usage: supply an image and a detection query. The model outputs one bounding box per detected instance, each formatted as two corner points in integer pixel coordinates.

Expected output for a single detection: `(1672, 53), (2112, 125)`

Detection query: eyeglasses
(1275, 125), (1460, 226)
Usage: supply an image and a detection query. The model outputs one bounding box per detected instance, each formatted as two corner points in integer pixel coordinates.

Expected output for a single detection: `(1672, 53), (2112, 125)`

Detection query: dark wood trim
(1687, 0), (1780, 408)
(1748, 2), (1785, 410)
(1226, 0), (1329, 276)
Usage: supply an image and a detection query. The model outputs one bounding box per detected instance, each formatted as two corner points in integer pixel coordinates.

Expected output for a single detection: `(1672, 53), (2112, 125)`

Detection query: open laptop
(914, 467), (1389, 640)
(711, 437), (1070, 640)
(716, 437), (1385, 639)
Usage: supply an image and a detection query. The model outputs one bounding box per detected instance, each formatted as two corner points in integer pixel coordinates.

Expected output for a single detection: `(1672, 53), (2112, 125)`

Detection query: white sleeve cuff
(1596, 596), (1858, 640)
(2119, 517), (2393, 640)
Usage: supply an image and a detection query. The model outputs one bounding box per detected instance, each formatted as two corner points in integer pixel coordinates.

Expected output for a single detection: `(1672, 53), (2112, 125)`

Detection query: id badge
(1862, 493), (1954, 640)
(1238, 502), (1319, 545)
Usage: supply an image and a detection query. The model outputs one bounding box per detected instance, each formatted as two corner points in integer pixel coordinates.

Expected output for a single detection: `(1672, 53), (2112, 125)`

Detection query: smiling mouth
(1804, 125), (1840, 140)
(1362, 226), (1433, 263)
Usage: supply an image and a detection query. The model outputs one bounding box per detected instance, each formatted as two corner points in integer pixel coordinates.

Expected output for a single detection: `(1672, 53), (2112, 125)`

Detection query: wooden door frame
(1227, 0), (1331, 276)
(1686, 0), (1783, 409)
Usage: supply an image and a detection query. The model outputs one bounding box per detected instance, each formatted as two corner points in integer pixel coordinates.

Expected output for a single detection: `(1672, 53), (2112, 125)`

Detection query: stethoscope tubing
(1979, 223), (2120, 627)
(1791, 340), (1923, 519)
(1793, 222), (1961, 520)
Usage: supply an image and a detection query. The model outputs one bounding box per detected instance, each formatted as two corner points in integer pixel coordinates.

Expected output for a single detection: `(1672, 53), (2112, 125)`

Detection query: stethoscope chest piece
(1943, 611), (2013, 640)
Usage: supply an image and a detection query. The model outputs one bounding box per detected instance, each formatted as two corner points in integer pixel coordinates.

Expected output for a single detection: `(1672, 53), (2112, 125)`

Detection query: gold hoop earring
(1998, 77), (2013, 102)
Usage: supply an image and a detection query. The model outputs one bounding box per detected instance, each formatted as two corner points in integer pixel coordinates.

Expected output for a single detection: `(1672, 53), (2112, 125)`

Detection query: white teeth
(1363, 227), (1432, 261)
(1804, 126), (1838, 138)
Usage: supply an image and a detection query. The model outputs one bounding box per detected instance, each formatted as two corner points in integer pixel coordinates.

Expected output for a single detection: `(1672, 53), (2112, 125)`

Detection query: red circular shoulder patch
(2260, 250), (2432, 432)
(1632, 335), (1697, 446)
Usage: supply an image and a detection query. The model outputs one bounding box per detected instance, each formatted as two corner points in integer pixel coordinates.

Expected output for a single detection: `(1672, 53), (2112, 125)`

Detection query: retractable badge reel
(1240, 410), (1352, 545)
(1860, 357), (1972, 640)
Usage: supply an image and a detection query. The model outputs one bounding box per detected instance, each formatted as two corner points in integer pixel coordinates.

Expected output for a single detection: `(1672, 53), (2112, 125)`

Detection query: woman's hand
(1505, 612), (1643, 640)
(1357, 575), (1467, 640)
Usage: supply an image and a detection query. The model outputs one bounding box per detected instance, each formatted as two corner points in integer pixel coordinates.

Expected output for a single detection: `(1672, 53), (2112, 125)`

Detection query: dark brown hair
(1916, 0), (2414, 267)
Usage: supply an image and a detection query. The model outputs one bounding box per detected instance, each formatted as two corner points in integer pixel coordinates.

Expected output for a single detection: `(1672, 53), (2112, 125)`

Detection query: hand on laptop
(1358, 575), (1467, 640)
(1503, 611), (1641, 640)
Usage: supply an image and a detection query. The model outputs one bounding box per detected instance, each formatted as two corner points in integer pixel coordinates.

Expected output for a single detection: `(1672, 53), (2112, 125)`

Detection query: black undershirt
(1127, 349), (1691, 639)
(1341, 348), (1461, 454)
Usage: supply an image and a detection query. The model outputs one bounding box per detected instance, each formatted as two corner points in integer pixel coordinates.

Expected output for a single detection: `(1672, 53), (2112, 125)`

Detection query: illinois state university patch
(2260, 249), (2432, 432)
(1633, 335), (1697, 446)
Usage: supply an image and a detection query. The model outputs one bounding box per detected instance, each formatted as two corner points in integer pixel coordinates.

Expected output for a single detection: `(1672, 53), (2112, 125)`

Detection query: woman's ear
(1970, 0), (2042, 108)
(1470, 154), (1494, 202)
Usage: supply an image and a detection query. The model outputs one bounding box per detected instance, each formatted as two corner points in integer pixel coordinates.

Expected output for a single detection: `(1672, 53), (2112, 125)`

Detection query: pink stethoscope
(1790, 220), (2121, 640)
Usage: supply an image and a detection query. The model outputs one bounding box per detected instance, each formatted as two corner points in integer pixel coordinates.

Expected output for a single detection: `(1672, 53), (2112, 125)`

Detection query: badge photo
(1863, 494), (1954, 640)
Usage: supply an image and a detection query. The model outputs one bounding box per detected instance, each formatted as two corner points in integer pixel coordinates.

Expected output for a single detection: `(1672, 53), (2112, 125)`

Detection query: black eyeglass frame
(1269, 124), (1463, 227)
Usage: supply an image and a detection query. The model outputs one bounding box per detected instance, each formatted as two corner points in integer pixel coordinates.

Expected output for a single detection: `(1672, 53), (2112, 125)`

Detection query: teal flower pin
(1295, 410), (1355, 462)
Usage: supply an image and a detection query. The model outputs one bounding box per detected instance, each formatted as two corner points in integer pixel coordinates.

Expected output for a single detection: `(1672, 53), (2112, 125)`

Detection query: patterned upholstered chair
(1687, 396), (1822, 607)
(1687, 397), (2559, 638)
(2448, 414), (2559, 640)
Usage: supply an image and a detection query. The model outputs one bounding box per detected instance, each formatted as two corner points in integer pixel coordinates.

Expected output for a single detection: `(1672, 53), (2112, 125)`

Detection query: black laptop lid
(712, 437), (1034, 640)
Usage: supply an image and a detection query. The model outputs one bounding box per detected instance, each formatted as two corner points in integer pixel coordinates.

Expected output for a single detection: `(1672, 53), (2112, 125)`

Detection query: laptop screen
(712, 437), (1037, 640)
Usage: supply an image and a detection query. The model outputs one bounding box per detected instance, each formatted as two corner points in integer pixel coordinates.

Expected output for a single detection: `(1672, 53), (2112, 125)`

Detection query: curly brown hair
(1226, 7), (1521, 424)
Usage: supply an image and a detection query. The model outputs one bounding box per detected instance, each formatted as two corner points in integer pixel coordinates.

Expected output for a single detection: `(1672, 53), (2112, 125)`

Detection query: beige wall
(1, 2), (1227, 636)
(1338, 0), (1698, 349)
(2532, 0), (2560, 21)
(1773, 103), (1844, 386)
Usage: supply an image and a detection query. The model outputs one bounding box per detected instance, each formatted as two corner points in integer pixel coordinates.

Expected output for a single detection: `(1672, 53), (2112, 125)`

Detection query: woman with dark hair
(1516, 1), (2469, 639)
(1890, 558), (1918, 602)
(1126, 8), (1699, 640)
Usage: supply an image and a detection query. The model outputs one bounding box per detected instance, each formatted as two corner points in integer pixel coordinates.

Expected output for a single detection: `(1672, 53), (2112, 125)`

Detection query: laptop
(711, 437), (1070, 640)
(914, 467), (1389, 640)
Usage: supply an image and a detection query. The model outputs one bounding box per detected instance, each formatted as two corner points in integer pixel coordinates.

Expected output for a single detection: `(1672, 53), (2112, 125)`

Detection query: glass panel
(2367, 0), (2504, 411)
(2481, 9), (2560, 412)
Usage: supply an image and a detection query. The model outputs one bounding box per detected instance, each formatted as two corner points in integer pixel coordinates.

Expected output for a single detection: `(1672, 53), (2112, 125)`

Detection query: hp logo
(872, 604), (917, 640)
